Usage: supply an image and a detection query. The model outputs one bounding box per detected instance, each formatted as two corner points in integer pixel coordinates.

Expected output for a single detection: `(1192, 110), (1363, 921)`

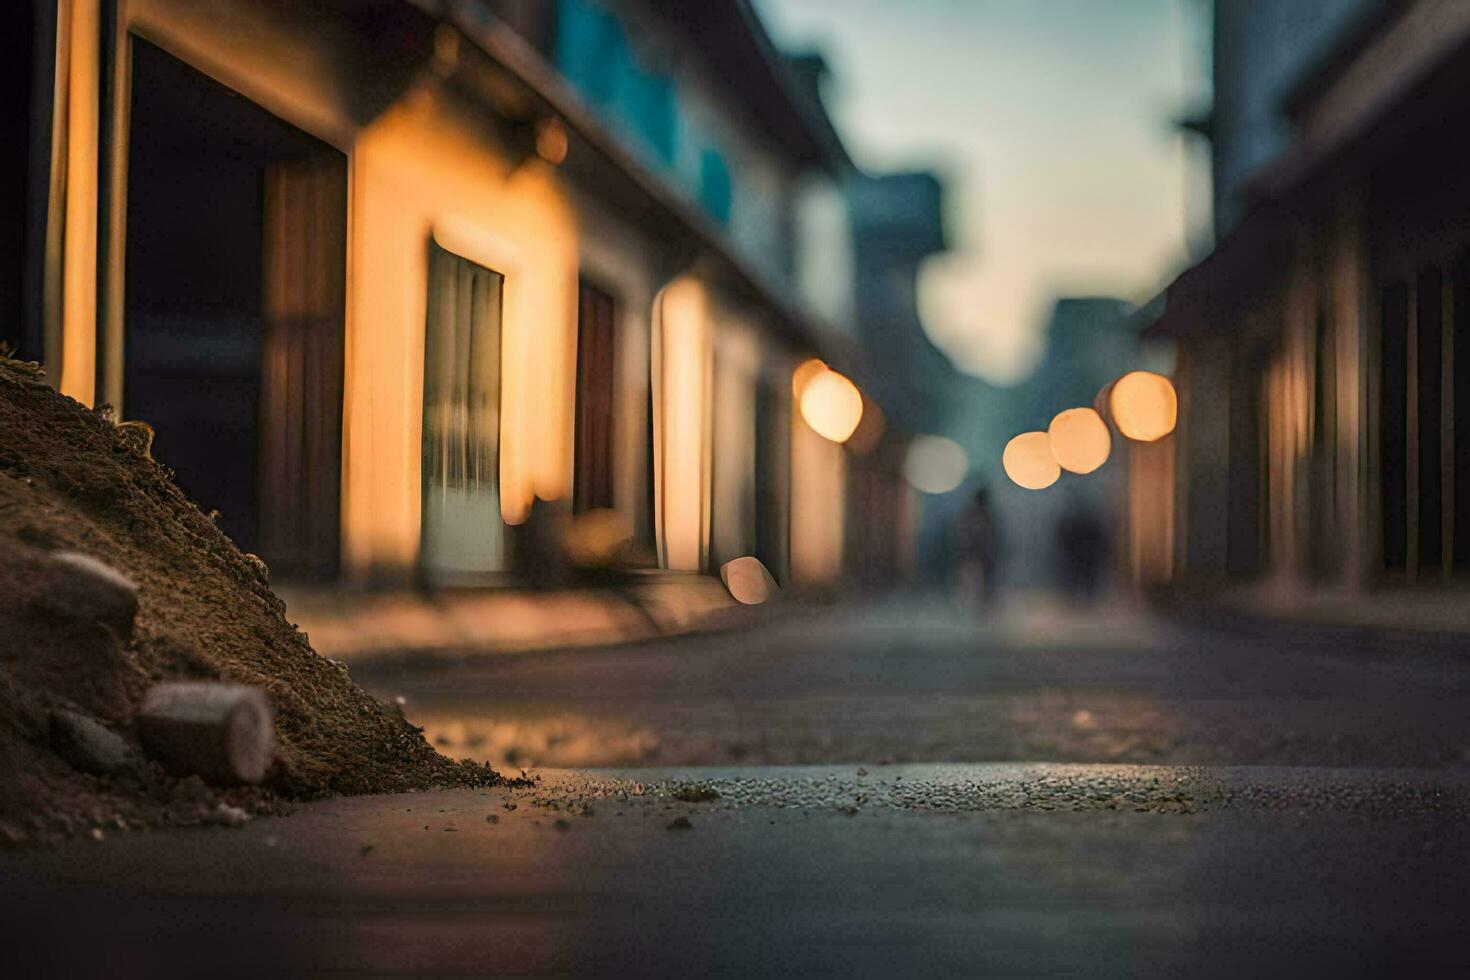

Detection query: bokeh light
(903, 435), (968, 494)
(1002, 431), (1060, 490)
(1109, 371), (1177, 442)
(791, 357), (828, 399)
(799, 367), (864, 443)
(1047, 407), (1111, 474)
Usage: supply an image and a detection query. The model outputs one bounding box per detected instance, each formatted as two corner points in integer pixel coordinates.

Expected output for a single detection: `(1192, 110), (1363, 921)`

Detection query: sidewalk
(276, 573), (755, 663)
(1172, 580), (1470, 642)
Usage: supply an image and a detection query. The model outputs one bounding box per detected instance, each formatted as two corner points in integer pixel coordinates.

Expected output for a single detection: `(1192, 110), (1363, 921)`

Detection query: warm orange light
(1047, 407), (1111, 474)
(791, 357), (828, 400)
(653, 276), (712, 572)
(563, 508), (631, 567)
(1003, 431), (1060, 490)
(799, 368), (863, 444)
(790, 402), (846, 585)
(1109, 371), (1177, 442)
(903, 435), (968, 494)
(342, 88), (578, 578)
(59, 0), (102, 405)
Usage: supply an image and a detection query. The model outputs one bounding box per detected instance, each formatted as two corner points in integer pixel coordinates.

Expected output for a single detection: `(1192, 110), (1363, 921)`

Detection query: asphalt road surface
(8, 595), (1470, 976)
(5, 765), (1469, 976)
(353, 595), (1470, 771)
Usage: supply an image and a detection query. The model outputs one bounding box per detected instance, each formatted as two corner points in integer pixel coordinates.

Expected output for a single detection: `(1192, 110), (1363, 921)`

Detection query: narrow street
(7, 600), (1468, 975)
(10, 0), (1470, 974)
(354, 596), (1470, 771)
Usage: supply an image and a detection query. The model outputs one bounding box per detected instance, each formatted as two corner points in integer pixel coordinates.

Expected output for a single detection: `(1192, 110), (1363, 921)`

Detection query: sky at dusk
(756, 0), (1211, 385)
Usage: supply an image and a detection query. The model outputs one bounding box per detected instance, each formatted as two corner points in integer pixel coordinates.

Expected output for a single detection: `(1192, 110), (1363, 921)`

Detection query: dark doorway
(573, 280), (618, 514)
(1227, 345), (1266, 580)
(1309, 293), (1337, 582)
(1380, 282), (1409, 575)
(2, 0), (54, 361)
(1454, 251), (1470, 572)
(1415, 267), (1444, 576)
(754, 376), (790, 585)
(124, 40), (346, 580)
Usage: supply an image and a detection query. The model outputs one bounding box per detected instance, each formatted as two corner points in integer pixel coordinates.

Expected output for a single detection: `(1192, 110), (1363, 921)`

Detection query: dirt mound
(0, 356), (516, 843)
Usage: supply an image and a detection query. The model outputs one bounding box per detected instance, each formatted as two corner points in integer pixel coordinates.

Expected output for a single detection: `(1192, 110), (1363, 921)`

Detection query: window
(574, 280), (617, 513)
(421, 242), (504, 582)
(698, 147), (732, 226)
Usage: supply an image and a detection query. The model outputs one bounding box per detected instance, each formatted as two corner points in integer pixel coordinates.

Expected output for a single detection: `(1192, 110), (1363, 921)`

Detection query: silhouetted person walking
(954, 486), (1003, 609)
(1054, 494), (1108, 603)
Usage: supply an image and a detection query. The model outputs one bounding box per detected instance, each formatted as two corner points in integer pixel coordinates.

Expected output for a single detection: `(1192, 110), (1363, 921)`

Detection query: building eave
(645, 0), (853, 176)
(414, 1), (859, 369)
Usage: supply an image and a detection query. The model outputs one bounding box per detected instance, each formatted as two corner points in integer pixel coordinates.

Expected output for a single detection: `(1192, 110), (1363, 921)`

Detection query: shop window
(699, 148), (733, 225)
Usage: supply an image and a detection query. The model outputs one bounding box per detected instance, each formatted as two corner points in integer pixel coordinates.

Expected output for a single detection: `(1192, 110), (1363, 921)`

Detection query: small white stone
(39, 551), (139, 633)
(138, 682), (274, 785)
(719, 556), (779, 605)
(211, 803), (252, 827)
(50, 710), (141, 776)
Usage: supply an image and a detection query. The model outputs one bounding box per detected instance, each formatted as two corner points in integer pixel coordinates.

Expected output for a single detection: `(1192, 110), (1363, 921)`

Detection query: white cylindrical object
(138, 682), (274, 784)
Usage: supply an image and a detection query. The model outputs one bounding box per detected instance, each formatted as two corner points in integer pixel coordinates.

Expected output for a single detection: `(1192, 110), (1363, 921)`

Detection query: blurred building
(847, 172), (952, 437)
(3, 0), (919, 595)
(1147, 0), (1470, 600)
(844, 171), (955, 584)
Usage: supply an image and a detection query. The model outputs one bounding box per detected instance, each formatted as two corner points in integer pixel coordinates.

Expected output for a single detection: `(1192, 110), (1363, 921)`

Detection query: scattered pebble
(210, 804), (251, 828)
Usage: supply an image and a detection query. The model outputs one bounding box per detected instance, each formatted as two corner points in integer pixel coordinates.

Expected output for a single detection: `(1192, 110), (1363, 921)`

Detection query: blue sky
(756, 0), (1210, 384)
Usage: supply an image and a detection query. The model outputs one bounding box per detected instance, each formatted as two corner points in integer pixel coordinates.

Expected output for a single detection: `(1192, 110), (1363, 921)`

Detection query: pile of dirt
(0, 356), (518, 844)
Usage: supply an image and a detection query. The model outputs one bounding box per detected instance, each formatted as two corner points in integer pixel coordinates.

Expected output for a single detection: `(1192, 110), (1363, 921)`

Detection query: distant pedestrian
(1053, 493), (1108, 603)
(954, 486), (1003, 609)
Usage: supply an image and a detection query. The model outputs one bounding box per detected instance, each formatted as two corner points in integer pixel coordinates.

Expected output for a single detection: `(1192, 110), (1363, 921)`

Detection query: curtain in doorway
(259, 158), (346, 580)
(420, 242), (505, 582)
(574, 280), (617, 513)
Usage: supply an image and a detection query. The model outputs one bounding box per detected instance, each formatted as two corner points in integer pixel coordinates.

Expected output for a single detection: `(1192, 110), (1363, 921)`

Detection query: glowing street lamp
(903, 435), (968, 494)
(792, 357), (828, 399)
(1101, 371), (1177, 442)
(1003, 431), (1060, 490)
(1047, 407), (1111, 474)
(798, 366), (864, 444)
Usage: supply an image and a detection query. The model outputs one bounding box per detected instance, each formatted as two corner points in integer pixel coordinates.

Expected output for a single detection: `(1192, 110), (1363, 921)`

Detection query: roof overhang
(414, 2), (858, 367)
(643, 0), (852, 176)
(1150, 0), (1470, 339)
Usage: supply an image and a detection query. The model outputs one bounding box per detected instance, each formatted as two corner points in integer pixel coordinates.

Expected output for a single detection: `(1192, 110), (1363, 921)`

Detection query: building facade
(4, 0), (915, 592)
(1150, 0), (1470, 598)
